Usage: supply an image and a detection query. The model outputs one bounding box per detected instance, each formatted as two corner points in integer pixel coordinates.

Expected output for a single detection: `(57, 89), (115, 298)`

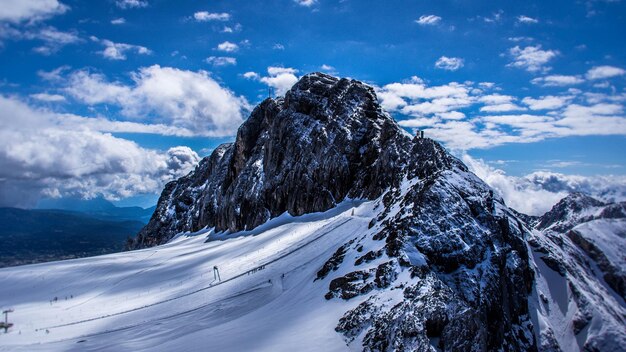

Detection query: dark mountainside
(0, 207), (144, 267)
(130, 73), (625, 351)
(133, 72), (414, 247)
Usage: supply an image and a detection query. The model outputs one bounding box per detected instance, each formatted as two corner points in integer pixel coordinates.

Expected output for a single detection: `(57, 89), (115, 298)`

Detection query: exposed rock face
(329, 165), (536, 351)
(131, 72), (626, 351)
(133, 72), (411, 247)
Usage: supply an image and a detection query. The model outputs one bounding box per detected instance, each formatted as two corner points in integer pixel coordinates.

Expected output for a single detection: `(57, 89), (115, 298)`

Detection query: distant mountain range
(0, 198), (155, 267)
(36, 197), (156, 223)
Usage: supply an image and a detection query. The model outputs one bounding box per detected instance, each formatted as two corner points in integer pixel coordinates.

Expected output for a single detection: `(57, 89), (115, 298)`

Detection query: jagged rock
(132, 72), (412, 248)
(355, 249), (383, 266)
(535, 192), (605, 233)
(316, 242), (351, 281)
(326, 269), (375, 300)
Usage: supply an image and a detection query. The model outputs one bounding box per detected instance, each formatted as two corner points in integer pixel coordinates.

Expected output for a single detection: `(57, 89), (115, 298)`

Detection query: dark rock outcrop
(132, 72), (412, 248)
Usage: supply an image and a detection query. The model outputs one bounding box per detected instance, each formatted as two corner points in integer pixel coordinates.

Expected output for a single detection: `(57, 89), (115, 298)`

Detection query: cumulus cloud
(531, 74), (585, 86)
(245, 67), (299, 96)
(115, 0), (148, 9)
(193, 11), (230, 22)
(415, 15), (441, 25)
(294, 0), (317, 7)
(378, 77), (474, 117)
(205, 56), (236, 66)
(0, 0), (68, 23)
(0, 25), (80, 54)
(517, 15), (538, 24)
(216, 41), (238, 52)
(435, 56), (464, 71)
(585, 65), (626, 80)
(522, 95), (571, 110)
(0, 95), (199, 207)
(507, 45), (559, 73)
(111, 18), (126, 25)
(30, 93), (65, 102)
(463, 154), (626, 215)
(242, 71), (259, 80)
(91, 37), (151, 60)
(65, 65), (249, 137)
(379, 74), (626, 150)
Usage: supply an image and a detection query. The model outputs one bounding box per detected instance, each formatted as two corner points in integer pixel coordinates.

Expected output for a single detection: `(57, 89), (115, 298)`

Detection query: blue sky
(0, 0), (625, 211)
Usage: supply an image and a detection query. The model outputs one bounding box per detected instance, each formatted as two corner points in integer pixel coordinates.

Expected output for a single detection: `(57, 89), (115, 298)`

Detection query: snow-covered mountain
(526, 193), (625, 351)
(1, 73), (624, 351)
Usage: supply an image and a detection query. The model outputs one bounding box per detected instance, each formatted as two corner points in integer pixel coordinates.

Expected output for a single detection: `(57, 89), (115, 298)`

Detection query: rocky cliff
(133, 73), (416, 248)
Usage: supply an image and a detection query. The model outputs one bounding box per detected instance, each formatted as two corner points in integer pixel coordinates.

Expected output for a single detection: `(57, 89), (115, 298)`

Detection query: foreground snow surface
(0, 200), (374, 351)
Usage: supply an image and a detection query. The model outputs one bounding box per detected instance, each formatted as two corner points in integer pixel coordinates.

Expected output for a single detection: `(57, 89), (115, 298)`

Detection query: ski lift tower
(1, 309), (13, 333)
(213, 266), (221, 282)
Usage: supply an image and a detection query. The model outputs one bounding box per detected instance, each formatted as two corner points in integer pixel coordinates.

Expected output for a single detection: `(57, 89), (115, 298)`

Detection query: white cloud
(25, 26), (80, 54)
(259, 67), (299, 96)
(522, 95), (571, 110)
(464, 154), (626, 215)
(115, 0), (148, 9)
(435, 56), (464, 71)
(479, 94), (515, 105)
(437, 111), (465, 120)
(531, 74), (585, 86)
(378, 77), (474, 115)
(480, 103), (526, 112)
(243, 71), (259, 80)
(507, 45), (559, 73)
(221, 24), (242, 33)
(508, 36), (534, 42)
(30, 93), (65, 102)
(0, 0), (68, 23)
(482, 10), (503, 23)
(320, 64), (336, 73)
(92, 37), (151, 60)
(415, 15), (441, 25)
(193, 11), (230, 22)
(273, 43), (285, 50)
(294, 0), (317, 7)
(205, 56), (236, 66)
(1, 26), (80, 54)
(111, 18), (126, 25)
(65, 65), (249, 137)
(0, 95), (199, 207)
(585, 65), (626, 80)
(517, 15), (538, 24)
(216, 41), (238, 52)
(37, 65), (70, 81)
(383, 75), (626, 150)
(463, 155), (567, 215)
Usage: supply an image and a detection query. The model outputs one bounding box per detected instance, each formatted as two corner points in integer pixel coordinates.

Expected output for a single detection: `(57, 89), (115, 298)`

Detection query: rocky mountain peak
(132, 73), (456, 248)
(536, 192), (606, 232)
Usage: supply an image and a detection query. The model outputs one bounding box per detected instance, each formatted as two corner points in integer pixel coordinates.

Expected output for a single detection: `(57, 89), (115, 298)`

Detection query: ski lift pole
(213, 266), (221, 282)
(1, 309), (13, 333)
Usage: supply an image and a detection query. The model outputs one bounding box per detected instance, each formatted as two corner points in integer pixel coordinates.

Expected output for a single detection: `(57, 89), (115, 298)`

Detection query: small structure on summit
(416, 130), (425, 138)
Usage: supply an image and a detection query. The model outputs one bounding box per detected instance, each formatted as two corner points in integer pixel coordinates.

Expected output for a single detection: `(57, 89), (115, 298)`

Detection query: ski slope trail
(0, 200), (374, 351)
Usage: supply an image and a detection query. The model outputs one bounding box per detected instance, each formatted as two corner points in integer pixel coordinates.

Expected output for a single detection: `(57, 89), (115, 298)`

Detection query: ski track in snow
(0, 200), (375, 352)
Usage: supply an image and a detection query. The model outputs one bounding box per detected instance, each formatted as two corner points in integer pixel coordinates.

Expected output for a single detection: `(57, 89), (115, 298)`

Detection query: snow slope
(0, 200), (378, 352)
